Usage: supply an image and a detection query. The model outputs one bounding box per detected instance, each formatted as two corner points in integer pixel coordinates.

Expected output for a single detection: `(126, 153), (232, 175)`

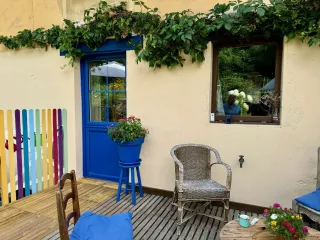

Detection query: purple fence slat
(15, 110), (24, 199)
(58, 109), (64, 178)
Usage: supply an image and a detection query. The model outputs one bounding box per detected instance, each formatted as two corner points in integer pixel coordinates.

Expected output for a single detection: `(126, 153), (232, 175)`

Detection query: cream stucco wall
(127, 40), (320, 207)
(0, 49), (83, 176)
(1, 0), (319, 207)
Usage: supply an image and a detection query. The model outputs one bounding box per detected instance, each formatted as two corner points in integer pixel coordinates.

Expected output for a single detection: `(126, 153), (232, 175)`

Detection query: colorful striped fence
(0, 108), (68, 206)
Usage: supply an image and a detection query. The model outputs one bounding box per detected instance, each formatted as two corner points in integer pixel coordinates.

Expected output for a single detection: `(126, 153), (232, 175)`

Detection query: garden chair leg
(170, 188), (176, 211)
(177, 200), (183, 236)
(224, 199), (230, 223)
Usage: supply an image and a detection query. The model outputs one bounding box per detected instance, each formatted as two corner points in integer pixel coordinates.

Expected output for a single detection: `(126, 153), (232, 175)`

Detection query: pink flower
(273, 203), (281, 208)
(263, 212), (267, 217)
(302, 226), (308, 233)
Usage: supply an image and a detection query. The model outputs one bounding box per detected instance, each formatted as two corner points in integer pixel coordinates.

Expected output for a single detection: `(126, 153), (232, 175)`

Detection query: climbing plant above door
(0, 0), (319, 69)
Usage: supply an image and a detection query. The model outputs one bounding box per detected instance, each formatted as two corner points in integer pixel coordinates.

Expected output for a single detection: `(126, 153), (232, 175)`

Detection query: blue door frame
(79, 36), (142, 181)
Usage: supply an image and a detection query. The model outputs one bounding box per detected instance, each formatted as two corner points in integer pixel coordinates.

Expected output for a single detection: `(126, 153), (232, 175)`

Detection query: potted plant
(264, 203), (309, 239)
(107, 116), (149, 163)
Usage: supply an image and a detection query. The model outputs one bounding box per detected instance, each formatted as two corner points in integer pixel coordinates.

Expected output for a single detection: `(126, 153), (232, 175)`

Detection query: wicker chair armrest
(210, 162), (232, 190)
(170, 150), (184, 192)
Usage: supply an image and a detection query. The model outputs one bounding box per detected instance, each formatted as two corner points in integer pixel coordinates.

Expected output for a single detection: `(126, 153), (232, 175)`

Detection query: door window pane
(90, 92), (107, 121)
(88, 59), (126, 122)
(108, 91), (126, 122)
(89, 61), (107, 91)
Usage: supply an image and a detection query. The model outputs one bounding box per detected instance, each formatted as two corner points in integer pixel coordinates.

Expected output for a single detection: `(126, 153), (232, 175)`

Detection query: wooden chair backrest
(56, 170), (81, 240)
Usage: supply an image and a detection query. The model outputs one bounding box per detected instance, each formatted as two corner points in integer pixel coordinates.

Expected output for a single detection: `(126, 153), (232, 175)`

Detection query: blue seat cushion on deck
(296, 188), (320, 211)
(70, 211), (133, 240)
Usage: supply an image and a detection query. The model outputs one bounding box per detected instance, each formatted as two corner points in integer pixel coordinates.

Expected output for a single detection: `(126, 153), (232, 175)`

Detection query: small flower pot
(116, 138), (144, 164)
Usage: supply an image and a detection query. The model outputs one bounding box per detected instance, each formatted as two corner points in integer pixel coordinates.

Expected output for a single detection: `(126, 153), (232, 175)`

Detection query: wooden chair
(56, 170), (80, 240)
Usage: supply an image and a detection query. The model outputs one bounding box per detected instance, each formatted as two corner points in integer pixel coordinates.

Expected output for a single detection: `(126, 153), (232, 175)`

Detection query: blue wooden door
(82, 54), (126, 181)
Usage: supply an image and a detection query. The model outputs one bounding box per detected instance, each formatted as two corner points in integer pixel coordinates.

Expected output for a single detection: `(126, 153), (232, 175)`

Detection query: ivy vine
(0, 0), (319, 68)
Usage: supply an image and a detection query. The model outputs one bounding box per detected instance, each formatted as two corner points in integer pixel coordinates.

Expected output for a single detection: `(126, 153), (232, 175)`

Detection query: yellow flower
(271, 221), (277, 226)
(291, 216), (295, 219)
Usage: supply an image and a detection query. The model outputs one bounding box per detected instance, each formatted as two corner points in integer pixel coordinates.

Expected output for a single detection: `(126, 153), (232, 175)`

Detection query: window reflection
(216, 44), (279, 118)
(88, 59), (126, 122)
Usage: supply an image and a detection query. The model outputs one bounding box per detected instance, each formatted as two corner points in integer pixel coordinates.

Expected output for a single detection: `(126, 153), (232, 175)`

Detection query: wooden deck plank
(144, 199), (176, 240)
(172, 202), (199, 240)
(134, 197), (170, 239)
(199, 206), (218, 240)
(207, 206), (223, 239)
(185, 203), (210, 240)
(192, 206), (215, 240)
(132, 195), (163, 226)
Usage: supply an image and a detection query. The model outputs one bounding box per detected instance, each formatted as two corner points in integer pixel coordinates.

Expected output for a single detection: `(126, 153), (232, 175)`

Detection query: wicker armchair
(170, 144), (232, 235)
(292, 147), (320, 224)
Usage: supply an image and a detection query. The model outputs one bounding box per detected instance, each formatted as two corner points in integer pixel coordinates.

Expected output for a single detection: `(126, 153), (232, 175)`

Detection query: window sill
(210, 120), (280, 125)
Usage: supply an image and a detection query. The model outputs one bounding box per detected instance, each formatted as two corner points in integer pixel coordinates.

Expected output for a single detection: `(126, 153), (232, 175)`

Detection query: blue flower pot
(116, 138), (144, 163)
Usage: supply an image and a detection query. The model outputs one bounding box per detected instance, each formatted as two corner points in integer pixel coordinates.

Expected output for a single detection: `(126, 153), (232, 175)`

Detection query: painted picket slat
(35, 109), (42, 191)
(62, 109), (68, 173)
(29, 110), (37, 194)
(0, 110), (9, 205)
(41, 110), (48, 189)
(7, 110), (16, 202)
(0, 108), (67, 205)
(15, 110), (23, 199)
(47, 109), (53, 187)
(53, 109), (58, 184)
(58, 109), (63, 178)
(22, 110), (30, 197)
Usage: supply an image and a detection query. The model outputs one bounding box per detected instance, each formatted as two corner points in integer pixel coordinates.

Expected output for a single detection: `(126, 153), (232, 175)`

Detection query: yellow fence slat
(41, 110), (48, 189)
(7, 110), (16, 202)
(0, 111), (8, 205)
(47, 109), (53, 187)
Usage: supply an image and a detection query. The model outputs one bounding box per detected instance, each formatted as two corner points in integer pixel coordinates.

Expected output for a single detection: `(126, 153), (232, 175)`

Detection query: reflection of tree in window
(89, 60), (126, 122)
(108, 77), (126, 122)
(218, 44), (276, 115)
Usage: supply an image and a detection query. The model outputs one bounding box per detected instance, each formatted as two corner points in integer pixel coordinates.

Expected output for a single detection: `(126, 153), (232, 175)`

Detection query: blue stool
(116, 159), (143, 205)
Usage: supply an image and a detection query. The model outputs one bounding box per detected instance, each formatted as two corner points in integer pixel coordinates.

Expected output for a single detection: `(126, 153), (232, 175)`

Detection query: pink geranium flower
(302, 226), (308, 233)
(273, 203), (281, 208)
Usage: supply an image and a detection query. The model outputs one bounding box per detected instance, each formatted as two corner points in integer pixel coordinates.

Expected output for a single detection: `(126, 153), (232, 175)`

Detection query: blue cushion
(296, 188), (320, 211)
(70, 211), (133, 240)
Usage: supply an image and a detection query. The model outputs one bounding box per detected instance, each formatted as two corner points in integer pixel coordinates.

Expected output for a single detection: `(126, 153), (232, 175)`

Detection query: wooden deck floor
(44, 191), (261, 240)
(0, 177), (261, 240)
(0, 178), (117, 240)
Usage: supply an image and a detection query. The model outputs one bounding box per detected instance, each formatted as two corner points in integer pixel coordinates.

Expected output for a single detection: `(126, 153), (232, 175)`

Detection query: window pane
(88, 58), (126, 122)
(90, 92), (107, 121)
(216, 44), (279, 118)
(108, 91), (126, 122)
(89, 61), (107, 91)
